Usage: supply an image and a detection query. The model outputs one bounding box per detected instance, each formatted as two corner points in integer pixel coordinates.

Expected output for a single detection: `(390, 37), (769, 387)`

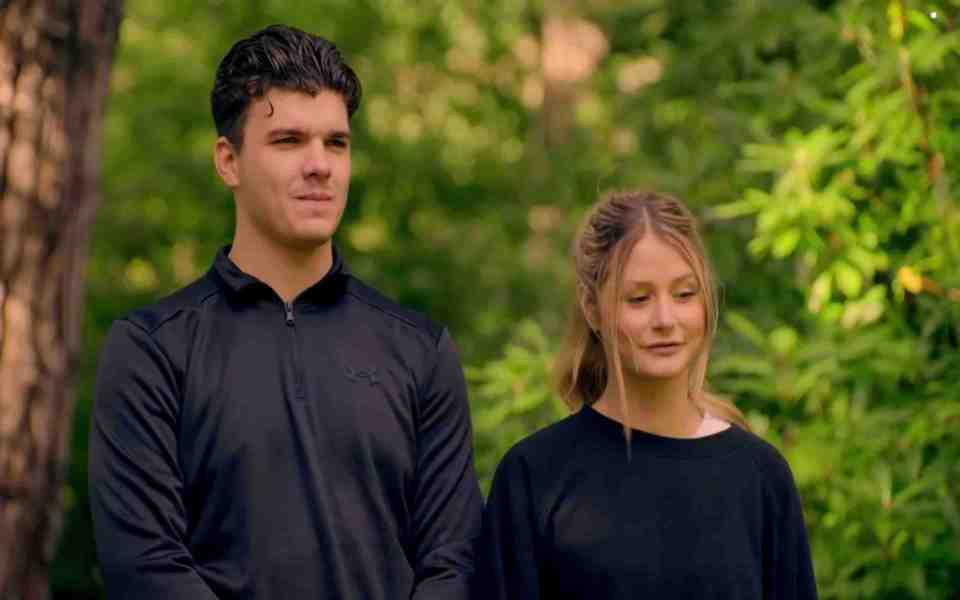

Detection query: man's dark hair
(211, 24), (362, 148)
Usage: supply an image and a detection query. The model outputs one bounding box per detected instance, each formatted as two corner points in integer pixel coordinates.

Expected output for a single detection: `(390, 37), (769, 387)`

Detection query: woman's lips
(644, 342), (683, 355)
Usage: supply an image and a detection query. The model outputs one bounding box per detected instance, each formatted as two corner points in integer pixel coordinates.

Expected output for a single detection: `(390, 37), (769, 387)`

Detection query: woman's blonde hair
(554, 190), (748, 431)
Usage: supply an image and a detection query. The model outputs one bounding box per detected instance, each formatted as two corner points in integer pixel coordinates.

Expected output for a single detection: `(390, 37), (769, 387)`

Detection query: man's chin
(283, 232), (336, 252)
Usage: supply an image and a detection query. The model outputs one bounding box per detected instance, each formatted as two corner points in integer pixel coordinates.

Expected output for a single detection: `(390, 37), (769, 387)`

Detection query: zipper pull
(284, 302), (295, 325)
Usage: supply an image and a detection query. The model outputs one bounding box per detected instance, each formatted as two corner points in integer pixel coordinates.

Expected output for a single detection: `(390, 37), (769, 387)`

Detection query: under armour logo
(345, 366), (379, 386)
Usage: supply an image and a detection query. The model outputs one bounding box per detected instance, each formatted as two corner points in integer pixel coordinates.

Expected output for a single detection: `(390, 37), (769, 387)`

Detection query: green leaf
(834, 261), (863, 298)
(769, 326), (799, 356)
(771, 228), (802, 258)
(724, 311), (768, 349)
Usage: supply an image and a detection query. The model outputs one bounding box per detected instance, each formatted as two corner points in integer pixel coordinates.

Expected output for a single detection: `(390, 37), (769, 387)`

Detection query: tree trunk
(0, 1), (123, 598)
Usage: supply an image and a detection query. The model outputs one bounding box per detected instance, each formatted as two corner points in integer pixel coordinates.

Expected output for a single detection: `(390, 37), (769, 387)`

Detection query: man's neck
(593, 373), (702, 438)
(229, 234), (334, 303)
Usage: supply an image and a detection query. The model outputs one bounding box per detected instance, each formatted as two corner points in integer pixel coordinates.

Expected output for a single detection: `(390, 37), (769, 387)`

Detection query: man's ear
(214, 136), (240, 187)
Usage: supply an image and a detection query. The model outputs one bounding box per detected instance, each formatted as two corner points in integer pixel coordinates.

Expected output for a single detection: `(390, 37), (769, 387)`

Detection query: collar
(580, 404), (743, 460)
(209, 243), (351, 303)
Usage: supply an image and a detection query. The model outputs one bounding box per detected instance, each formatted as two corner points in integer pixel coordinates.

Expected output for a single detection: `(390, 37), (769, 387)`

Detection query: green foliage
(54, 0), (959, 598)
(706, 3), (960, 595)
(468, 320), (564, 491)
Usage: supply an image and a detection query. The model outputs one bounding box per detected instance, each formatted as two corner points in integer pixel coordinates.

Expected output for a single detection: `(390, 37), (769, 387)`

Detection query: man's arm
(89, 319), (218, 600)
(409, 328), (483, 600)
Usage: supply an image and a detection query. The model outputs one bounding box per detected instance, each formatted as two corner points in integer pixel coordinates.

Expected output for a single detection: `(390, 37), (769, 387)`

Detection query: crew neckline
(579, 404), (745, 459)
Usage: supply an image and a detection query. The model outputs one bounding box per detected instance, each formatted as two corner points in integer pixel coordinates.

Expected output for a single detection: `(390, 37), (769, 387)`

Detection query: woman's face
(614, 234), (706, 383)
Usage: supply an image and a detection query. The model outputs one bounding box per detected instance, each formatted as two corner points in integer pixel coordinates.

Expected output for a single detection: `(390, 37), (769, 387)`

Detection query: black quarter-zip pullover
(89, 246), (482, 599)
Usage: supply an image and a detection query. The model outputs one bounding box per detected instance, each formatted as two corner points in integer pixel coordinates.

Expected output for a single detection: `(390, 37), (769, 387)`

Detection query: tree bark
(0, 1), (123, 598)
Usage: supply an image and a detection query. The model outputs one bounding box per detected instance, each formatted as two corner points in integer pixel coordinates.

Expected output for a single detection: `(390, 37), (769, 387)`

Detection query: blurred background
(13, 0), (960, 597)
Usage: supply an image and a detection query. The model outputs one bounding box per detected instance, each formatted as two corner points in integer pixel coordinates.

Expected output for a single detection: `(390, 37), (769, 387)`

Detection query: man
(89, 25), (482, 599)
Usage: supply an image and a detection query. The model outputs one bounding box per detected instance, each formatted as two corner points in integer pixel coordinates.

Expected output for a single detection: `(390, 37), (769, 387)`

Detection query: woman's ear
(578, 283), (600, 334)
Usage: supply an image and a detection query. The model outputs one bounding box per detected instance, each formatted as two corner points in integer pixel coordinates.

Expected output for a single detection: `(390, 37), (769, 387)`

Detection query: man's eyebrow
(264, 128), (351, 138)
(266, 127), (306, 138)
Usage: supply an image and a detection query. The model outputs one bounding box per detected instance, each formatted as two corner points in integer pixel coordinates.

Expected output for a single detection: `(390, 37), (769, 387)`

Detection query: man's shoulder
(344, 276), (444, 344)
(122, 272), (220, 336)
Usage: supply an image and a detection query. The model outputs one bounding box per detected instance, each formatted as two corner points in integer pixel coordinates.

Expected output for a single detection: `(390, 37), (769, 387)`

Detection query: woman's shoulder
(725, 426), (802, 492)
(492, 407), (621, 487)
(498, 410), (589, 468)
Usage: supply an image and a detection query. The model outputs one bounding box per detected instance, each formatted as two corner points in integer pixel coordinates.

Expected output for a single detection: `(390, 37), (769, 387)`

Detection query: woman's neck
(593, 373), (704, 438)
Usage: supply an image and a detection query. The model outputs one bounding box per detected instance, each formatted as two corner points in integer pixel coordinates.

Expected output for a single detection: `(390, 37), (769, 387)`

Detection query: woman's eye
(628, 296), (649, 304)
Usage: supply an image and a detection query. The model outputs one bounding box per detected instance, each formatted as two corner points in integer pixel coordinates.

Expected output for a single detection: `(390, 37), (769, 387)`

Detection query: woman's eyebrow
(624, 273), (697, 286)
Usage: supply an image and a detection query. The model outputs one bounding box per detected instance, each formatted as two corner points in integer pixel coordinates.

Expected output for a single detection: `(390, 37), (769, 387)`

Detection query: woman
(476, 191), (817, 599)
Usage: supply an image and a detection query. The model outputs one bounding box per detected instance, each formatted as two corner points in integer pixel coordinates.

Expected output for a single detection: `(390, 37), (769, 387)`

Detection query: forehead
(245, 88), (349, 133)
(622, 234), (696, 283)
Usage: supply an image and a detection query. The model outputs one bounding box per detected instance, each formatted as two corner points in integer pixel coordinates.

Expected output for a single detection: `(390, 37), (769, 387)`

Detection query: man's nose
(302, 141), (331, 178)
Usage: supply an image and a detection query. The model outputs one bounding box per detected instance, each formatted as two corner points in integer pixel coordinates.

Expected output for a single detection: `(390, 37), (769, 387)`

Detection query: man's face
(216, 88), (351, 252)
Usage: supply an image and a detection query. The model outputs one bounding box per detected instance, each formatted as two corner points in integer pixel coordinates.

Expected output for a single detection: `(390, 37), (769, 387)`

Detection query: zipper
(283, 301), (306, 399)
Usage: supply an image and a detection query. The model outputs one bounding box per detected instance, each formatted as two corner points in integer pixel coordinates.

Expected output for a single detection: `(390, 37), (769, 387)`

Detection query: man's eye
(274, 137), (297, 144)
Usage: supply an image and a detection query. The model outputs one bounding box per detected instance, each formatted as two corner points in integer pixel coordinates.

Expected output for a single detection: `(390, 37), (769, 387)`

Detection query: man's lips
(294, 192), (333, 201)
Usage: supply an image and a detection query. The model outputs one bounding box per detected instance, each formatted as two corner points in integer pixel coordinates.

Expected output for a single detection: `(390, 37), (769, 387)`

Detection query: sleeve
(762, 452), (819, 600)
(409, 328), (483, 600)
(88, 319), (218, 600)
(473, 445), (542, 600)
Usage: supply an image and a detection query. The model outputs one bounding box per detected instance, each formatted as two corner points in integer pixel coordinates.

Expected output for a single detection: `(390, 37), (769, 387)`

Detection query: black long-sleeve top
(89, 247), (482, 599)
(476, 405), (818, 599)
